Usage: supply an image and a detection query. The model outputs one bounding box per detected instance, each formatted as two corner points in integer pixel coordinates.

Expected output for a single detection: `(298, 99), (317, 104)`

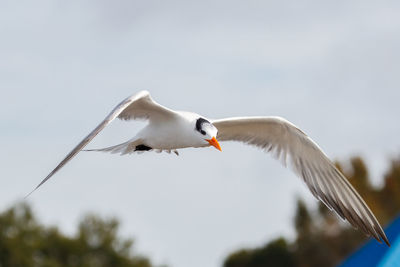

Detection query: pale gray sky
(1, 1), (400, 267)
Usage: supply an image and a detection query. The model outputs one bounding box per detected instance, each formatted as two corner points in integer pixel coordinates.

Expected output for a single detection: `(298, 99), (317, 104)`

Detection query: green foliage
(223, 156), (400, 267)
(224, 238), (294, 267)
(294, 200), (312, 237)
(0, 204), (154, 267)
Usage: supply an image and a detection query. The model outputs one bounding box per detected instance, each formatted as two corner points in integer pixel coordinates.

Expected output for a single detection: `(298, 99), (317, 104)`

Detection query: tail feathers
(83, 139), (144, 155)
(83, 139), (180, 156)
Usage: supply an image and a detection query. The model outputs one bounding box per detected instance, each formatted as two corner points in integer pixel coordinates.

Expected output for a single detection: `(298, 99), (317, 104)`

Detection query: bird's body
(137, 111), (209, 150)
(27, 90), (390, 246)
(90, 111), (210, 154)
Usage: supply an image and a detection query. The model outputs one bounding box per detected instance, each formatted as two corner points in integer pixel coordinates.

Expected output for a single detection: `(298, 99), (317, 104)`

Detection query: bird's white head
(195, 117), (221, 151)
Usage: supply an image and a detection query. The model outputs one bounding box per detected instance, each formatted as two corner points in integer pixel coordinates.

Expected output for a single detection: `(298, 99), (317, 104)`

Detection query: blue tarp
(339, 215), (400, 267)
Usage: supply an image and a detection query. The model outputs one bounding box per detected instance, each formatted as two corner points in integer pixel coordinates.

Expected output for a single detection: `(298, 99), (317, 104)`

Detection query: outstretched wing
(212, 116), (389, 245)
(26, 91), (176, 197)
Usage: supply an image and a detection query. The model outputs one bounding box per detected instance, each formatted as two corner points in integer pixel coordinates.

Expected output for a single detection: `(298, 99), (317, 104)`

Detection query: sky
(1, 1), (400, 267)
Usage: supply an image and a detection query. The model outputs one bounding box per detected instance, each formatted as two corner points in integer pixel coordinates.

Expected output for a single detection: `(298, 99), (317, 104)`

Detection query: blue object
(339, 215), (400, 267)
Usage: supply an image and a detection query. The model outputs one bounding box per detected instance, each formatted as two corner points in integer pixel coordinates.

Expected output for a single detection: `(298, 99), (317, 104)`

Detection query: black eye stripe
(196, 118), (210, 135)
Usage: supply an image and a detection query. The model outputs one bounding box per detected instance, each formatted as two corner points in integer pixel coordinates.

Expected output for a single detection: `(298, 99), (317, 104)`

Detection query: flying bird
(27, 91), (389, 245)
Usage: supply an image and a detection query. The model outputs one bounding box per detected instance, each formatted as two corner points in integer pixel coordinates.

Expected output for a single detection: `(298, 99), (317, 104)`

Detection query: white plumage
(27, 91), (389, 246)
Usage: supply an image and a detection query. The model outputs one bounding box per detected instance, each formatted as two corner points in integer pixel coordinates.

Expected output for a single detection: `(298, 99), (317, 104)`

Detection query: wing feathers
(118, 91), (176, 121)
(213, 116), (389, 245)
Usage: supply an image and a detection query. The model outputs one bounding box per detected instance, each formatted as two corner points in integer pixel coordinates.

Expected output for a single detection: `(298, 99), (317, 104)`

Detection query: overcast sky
(1, 1), (400, 267)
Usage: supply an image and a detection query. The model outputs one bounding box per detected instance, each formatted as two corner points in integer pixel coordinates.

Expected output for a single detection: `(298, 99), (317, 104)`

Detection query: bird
(27, 90), (389, 246)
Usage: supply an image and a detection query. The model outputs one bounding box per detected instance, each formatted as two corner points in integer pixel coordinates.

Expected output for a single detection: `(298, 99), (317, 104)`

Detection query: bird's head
(195, 117), (221, 151)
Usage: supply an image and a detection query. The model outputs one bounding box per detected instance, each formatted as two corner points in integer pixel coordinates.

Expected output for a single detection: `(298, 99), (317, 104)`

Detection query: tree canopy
(0, 203), (155, 267)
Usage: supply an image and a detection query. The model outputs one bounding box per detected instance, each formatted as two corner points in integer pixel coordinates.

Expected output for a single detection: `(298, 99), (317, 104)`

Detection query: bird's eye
(196, 117), (210, 136)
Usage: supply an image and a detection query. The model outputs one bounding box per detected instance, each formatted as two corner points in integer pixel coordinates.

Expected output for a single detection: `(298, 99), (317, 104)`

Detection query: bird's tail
(83, 139), (144, 155)
(83, 139), (179, 156)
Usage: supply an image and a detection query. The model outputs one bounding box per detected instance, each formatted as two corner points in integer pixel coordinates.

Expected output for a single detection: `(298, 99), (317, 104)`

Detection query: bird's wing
(118, 91), (176, 121)
(26, 91), (176, 197)
(212, 116), (389, 245)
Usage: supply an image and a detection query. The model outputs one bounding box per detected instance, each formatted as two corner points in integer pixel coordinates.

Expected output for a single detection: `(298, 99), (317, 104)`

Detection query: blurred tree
(223, 238), (294, 267)
(223, 156), (400, 267)
(380, 158), (400, 221)
(0, 203), (155, 267)
(294, 200), (313, 238)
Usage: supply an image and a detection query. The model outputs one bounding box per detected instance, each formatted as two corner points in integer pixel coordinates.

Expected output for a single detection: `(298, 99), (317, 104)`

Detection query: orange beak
(206, 136), (222, 151)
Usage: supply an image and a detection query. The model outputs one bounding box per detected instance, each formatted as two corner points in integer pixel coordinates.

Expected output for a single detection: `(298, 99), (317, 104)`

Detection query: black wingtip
(24, 174), (51, 199)
(374, 225), (390, 246)
(382, 236), (391, 247)
(374, 232), (390, 247)
(24, 186), (39, 199)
